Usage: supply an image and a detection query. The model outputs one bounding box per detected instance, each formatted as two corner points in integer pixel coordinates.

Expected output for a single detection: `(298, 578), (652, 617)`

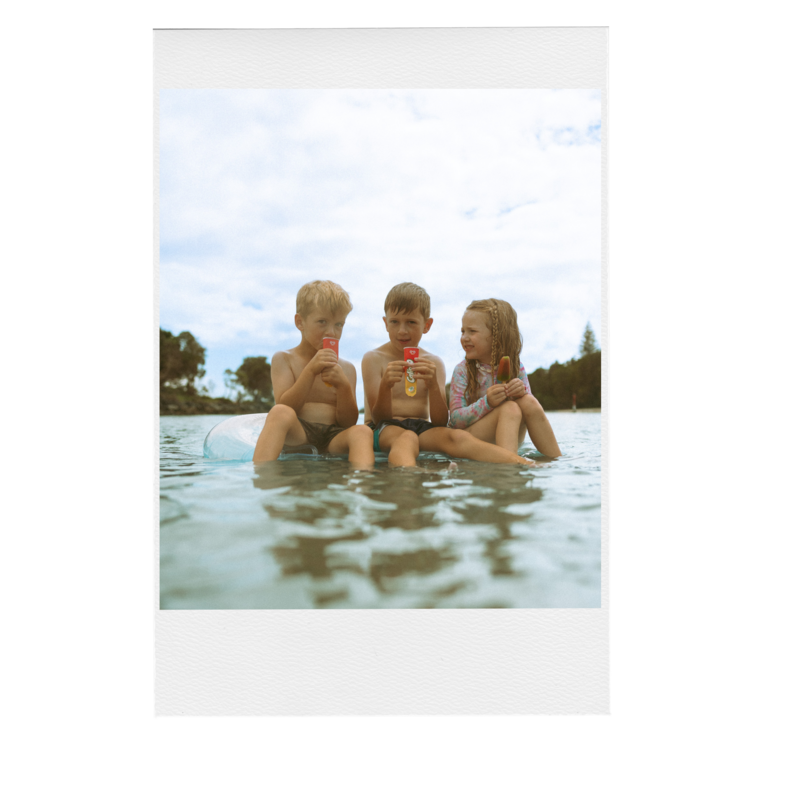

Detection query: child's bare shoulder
(362, 344), (393, 364)
(272, 347), (306, 375)
(419, 347), (444, 364)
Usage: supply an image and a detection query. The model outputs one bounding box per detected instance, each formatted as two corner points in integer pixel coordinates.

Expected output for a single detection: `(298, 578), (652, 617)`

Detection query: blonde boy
(361, 283), (534, 467)
(253, 280), (374, 466)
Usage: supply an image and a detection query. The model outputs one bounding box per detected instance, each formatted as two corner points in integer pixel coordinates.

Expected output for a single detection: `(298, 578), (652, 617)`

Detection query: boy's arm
(416, 355), (449, 426)
(332, 360), (359, 428)
(362, 351), (405, 424)
(361, 351), (389, 422)
(273, 349), (336, 411)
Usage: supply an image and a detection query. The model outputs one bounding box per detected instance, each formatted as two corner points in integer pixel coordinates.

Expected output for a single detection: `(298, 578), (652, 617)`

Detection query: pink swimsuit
(448, 359), (532, 429)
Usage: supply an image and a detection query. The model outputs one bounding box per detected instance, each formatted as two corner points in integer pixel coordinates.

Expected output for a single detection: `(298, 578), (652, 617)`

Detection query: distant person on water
(361, 282), (536, 467)
(252, 280), (374, 466)
(449, 298), (562, 457)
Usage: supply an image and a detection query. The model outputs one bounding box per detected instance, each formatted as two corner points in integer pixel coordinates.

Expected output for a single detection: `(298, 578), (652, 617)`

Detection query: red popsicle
(322, 337), (339, 387)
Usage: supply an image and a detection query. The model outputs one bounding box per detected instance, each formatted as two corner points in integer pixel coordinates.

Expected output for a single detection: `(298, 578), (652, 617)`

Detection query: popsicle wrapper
(322, 338), (339, 386)
(404, 347), (419, 397)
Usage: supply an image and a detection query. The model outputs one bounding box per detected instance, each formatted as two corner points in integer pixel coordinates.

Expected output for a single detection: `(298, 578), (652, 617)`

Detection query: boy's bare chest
(287, 354), (336, 403)
(388, 363), (429, 416)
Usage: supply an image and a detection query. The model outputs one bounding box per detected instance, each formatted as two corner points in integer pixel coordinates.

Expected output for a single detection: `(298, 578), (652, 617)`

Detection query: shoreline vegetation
(159, 324), (601, 416)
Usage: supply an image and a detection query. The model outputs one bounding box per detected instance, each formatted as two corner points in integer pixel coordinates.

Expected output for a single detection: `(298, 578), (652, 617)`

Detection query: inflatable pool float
(203, 413), (325, 461)
(203, 413), (454, 463)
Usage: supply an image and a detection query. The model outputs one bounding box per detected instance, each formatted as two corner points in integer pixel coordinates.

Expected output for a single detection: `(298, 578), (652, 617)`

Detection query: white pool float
(205, 412), (338, 461)
(203, 412), (456, 463)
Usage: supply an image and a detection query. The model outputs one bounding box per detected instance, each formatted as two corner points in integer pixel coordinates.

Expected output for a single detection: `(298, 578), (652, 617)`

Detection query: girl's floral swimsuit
(448, 359), (532, 428)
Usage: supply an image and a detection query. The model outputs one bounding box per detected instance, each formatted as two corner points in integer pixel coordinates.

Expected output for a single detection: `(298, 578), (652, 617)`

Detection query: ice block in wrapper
(496, 356), (512, 384)
(404, 347), (419, 397)
(322, 337), (339, 387)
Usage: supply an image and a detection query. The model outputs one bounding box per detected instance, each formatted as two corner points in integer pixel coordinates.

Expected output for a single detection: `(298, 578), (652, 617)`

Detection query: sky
(159, 89), (601, 406)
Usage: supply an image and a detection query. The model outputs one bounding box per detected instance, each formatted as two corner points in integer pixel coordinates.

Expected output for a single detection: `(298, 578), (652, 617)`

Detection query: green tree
(224, 356), (274, 405)
(580, 322), (599, 357)
(159, 328), (206, 394)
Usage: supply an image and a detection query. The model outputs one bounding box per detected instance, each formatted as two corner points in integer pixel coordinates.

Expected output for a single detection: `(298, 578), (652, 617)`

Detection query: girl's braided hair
(464, 298), (523, 404)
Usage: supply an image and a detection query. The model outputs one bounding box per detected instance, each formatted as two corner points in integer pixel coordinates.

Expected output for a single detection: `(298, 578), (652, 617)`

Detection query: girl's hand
(504, 378), (527, 399)
(486, 384), (507, 408)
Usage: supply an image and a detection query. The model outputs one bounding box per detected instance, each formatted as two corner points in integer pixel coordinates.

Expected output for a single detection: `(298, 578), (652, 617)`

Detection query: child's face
(295, 305), (349, 348)
(460, 310), (492, 363)
(383, 306), (432, 348)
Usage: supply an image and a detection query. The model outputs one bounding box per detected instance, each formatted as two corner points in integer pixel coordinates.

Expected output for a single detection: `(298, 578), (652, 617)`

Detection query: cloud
(159, 89), (602, 403)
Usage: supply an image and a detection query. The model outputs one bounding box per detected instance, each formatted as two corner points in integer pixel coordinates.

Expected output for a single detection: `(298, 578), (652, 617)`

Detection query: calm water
(160, 413), (601, 609)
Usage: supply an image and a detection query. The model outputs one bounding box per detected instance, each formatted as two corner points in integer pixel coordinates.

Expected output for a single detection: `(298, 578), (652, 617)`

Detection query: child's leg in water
(253, 404), (308, 462)
(514, 395), (562, 457)
(461, 402), (524, 453)
(327, 425), (376, 468)
(418, 427), (533, 465)
(378, 425), (420, 467)
(457, 398), (562, 458)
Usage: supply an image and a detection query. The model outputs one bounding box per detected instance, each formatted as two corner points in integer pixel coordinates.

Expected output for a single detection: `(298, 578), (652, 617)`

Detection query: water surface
(160, 413), (601, 608)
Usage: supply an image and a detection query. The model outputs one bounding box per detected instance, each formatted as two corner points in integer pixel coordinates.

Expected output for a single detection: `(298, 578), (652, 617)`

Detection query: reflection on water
(251, 461), (544, 605)
(160, 414), (601, 609)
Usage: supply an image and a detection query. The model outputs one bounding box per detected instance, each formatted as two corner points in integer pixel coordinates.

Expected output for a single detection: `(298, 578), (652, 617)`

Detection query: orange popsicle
(496, 356), (511, 384)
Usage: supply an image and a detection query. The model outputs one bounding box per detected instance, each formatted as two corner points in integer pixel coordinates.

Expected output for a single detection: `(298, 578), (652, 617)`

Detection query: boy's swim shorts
(367, 418), (438, 453)
(297, 418), (346, 453)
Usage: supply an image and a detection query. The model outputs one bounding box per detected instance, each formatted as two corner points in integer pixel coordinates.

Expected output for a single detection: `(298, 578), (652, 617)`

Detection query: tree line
(528, 323), (601, 410)
(160, 322), (600, 414)
(159, 328), (275, 408)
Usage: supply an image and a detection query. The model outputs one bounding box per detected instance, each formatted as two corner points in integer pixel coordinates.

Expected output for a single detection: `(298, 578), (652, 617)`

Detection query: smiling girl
(449, 298), (562, 457)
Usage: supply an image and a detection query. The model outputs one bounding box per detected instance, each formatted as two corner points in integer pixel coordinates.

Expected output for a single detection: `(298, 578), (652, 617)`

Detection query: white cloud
(159, 89), (601, 404)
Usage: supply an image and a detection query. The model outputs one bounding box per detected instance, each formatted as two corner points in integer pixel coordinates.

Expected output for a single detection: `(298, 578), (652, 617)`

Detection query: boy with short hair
(361, 282), (534, 467)
(253, 280), (374, 466)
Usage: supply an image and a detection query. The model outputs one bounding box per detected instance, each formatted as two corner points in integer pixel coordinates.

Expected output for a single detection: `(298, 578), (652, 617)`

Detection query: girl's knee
(448, 429), (470, 445)
(518, 394), (543, 414)
(500, 400), (523, 420)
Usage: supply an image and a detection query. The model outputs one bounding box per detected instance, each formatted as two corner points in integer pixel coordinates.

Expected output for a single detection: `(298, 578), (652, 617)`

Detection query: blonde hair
(464, 298), (523, 403)
(296, 280), (353, 318)
(384, 282), (431, 320)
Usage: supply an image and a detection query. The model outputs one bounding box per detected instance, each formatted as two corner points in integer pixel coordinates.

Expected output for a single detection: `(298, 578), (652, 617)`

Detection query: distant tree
(580, 322), (599, 357)
(159, 328), (206, 394)
(224, 356), (274, 405)
(529, 350), (601, 411)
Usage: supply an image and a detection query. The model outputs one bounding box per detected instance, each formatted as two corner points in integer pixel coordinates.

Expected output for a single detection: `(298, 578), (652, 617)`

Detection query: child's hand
(380, 360), (407, 390)
(321, 362), (347, 389)
(486, 384), (508, 408)
(504, 378), (527, 399)
(309, 348), (339, 375)
(413, 356), (438, 387)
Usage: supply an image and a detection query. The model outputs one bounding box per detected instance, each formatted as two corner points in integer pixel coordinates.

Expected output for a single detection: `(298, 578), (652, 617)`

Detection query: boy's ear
(294, 313), (304, 331)
(423, 317), (433, 334)
(382, 316), (389, 331)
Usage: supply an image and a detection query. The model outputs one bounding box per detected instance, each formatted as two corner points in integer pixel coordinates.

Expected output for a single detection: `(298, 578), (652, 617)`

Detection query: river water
(159, 412), (601, 609)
